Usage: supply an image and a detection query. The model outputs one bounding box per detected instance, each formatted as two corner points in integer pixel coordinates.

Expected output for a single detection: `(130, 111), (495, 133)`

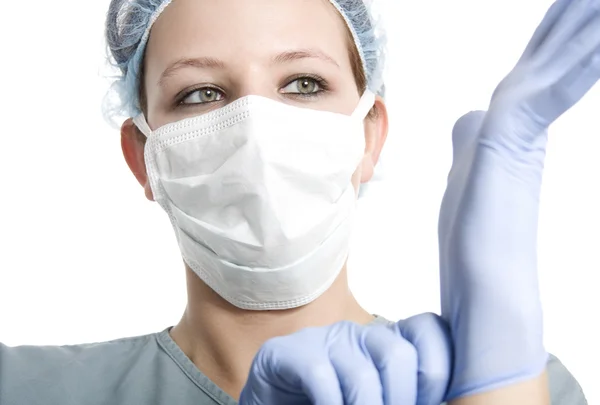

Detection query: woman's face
(126, 0), (388, 198)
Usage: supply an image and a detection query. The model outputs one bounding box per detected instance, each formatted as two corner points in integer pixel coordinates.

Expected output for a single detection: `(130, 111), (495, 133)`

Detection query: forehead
(145, 0), (353, 74)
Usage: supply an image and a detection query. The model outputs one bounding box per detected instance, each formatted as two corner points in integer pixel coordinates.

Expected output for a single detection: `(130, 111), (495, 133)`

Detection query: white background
(0, 0), (597, 403)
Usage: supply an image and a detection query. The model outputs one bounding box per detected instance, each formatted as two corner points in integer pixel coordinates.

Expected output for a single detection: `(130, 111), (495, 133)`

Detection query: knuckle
(422, 364), (452, 384)
(416, 312), (450, 335)
(414, 312), (441, 327)
(260, 336), (284, 353)
(342, 367), (379, 387)
(386, 338), (417, 365)
(452, 110), (486, 137)
(303, 359), (334, 380)
(256, 335), (289, 362)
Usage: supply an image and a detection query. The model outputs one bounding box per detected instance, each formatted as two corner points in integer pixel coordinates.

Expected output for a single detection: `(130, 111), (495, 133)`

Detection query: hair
(103, 0), (386, 126)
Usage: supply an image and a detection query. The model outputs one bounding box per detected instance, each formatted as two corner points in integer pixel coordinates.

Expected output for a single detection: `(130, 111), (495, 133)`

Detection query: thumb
(451, 110), (486, 160)
(395, 313), (453, 405)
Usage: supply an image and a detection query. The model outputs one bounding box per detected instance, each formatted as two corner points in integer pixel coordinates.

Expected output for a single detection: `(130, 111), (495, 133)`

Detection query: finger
(513, 10), (600, 131)
(297, 360), (345, 405)
(519, 0), (574, 61)
(535, 3), (600, 80)
(451, 110), (486, 160)
(538, 0), (600, 60)
(482, 10), (600, 143)
(363, 325), (418, 405)
(552, 13), (600, 82)
(534, 45), (600, 123)
(256, 336), (344, 405)
(329, 335), (385, 405)
(565, 44), (600, 95)
(396, 314), (453, 405)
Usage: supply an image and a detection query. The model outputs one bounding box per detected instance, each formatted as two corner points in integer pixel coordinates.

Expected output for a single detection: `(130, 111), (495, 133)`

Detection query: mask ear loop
(132, 114), (153, 138)
(352, 90), (376, 119)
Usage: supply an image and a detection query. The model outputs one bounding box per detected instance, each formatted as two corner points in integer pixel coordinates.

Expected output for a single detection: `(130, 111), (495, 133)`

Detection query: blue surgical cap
(103, 0), (387, 125)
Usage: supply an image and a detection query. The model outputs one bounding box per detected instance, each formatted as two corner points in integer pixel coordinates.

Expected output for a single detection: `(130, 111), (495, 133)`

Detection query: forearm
(448, 372), (550, 405)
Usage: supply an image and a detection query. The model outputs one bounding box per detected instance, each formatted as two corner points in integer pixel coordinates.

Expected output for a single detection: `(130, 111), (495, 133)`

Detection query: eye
(180, 88), (224, 105)
(281, 77), (322, 95)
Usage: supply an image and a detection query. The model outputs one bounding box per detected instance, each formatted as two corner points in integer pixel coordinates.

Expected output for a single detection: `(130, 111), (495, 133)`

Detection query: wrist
(445, 304), (547, 399)
(448, 371), (550, 405)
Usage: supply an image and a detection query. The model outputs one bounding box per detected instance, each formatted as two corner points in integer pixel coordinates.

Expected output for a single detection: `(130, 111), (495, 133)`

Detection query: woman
(0, 0), (595, 404)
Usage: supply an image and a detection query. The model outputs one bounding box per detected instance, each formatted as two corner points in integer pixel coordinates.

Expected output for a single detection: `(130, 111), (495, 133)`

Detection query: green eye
(281, 77), (321, 95)
(181, 88), (224, 105)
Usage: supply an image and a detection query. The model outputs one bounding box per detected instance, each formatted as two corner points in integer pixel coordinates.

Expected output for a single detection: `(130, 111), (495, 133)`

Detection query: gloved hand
(239, 313), (452, 405)
(439, 0), (600, 399)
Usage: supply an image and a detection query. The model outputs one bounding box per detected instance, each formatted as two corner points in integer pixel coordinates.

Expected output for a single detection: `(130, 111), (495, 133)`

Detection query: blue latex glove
(239, 314), (452, 405)
(439, 0), (600, 399)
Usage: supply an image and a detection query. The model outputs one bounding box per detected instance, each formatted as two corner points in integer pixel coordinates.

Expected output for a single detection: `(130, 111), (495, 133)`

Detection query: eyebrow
(159, 48), (339, 87)
(271, 49), (340, 68)
(159, 57), (225, 86)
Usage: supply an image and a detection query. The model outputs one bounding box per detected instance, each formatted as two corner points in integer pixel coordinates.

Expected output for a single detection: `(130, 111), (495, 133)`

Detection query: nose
(227, 59), (281, 102)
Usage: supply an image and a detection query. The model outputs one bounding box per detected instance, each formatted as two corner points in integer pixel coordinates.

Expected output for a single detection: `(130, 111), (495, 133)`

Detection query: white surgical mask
(133, 92), (375, 310)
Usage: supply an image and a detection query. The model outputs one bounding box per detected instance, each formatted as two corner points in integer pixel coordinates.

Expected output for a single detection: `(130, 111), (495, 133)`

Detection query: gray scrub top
(0, 317), (587, 405)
